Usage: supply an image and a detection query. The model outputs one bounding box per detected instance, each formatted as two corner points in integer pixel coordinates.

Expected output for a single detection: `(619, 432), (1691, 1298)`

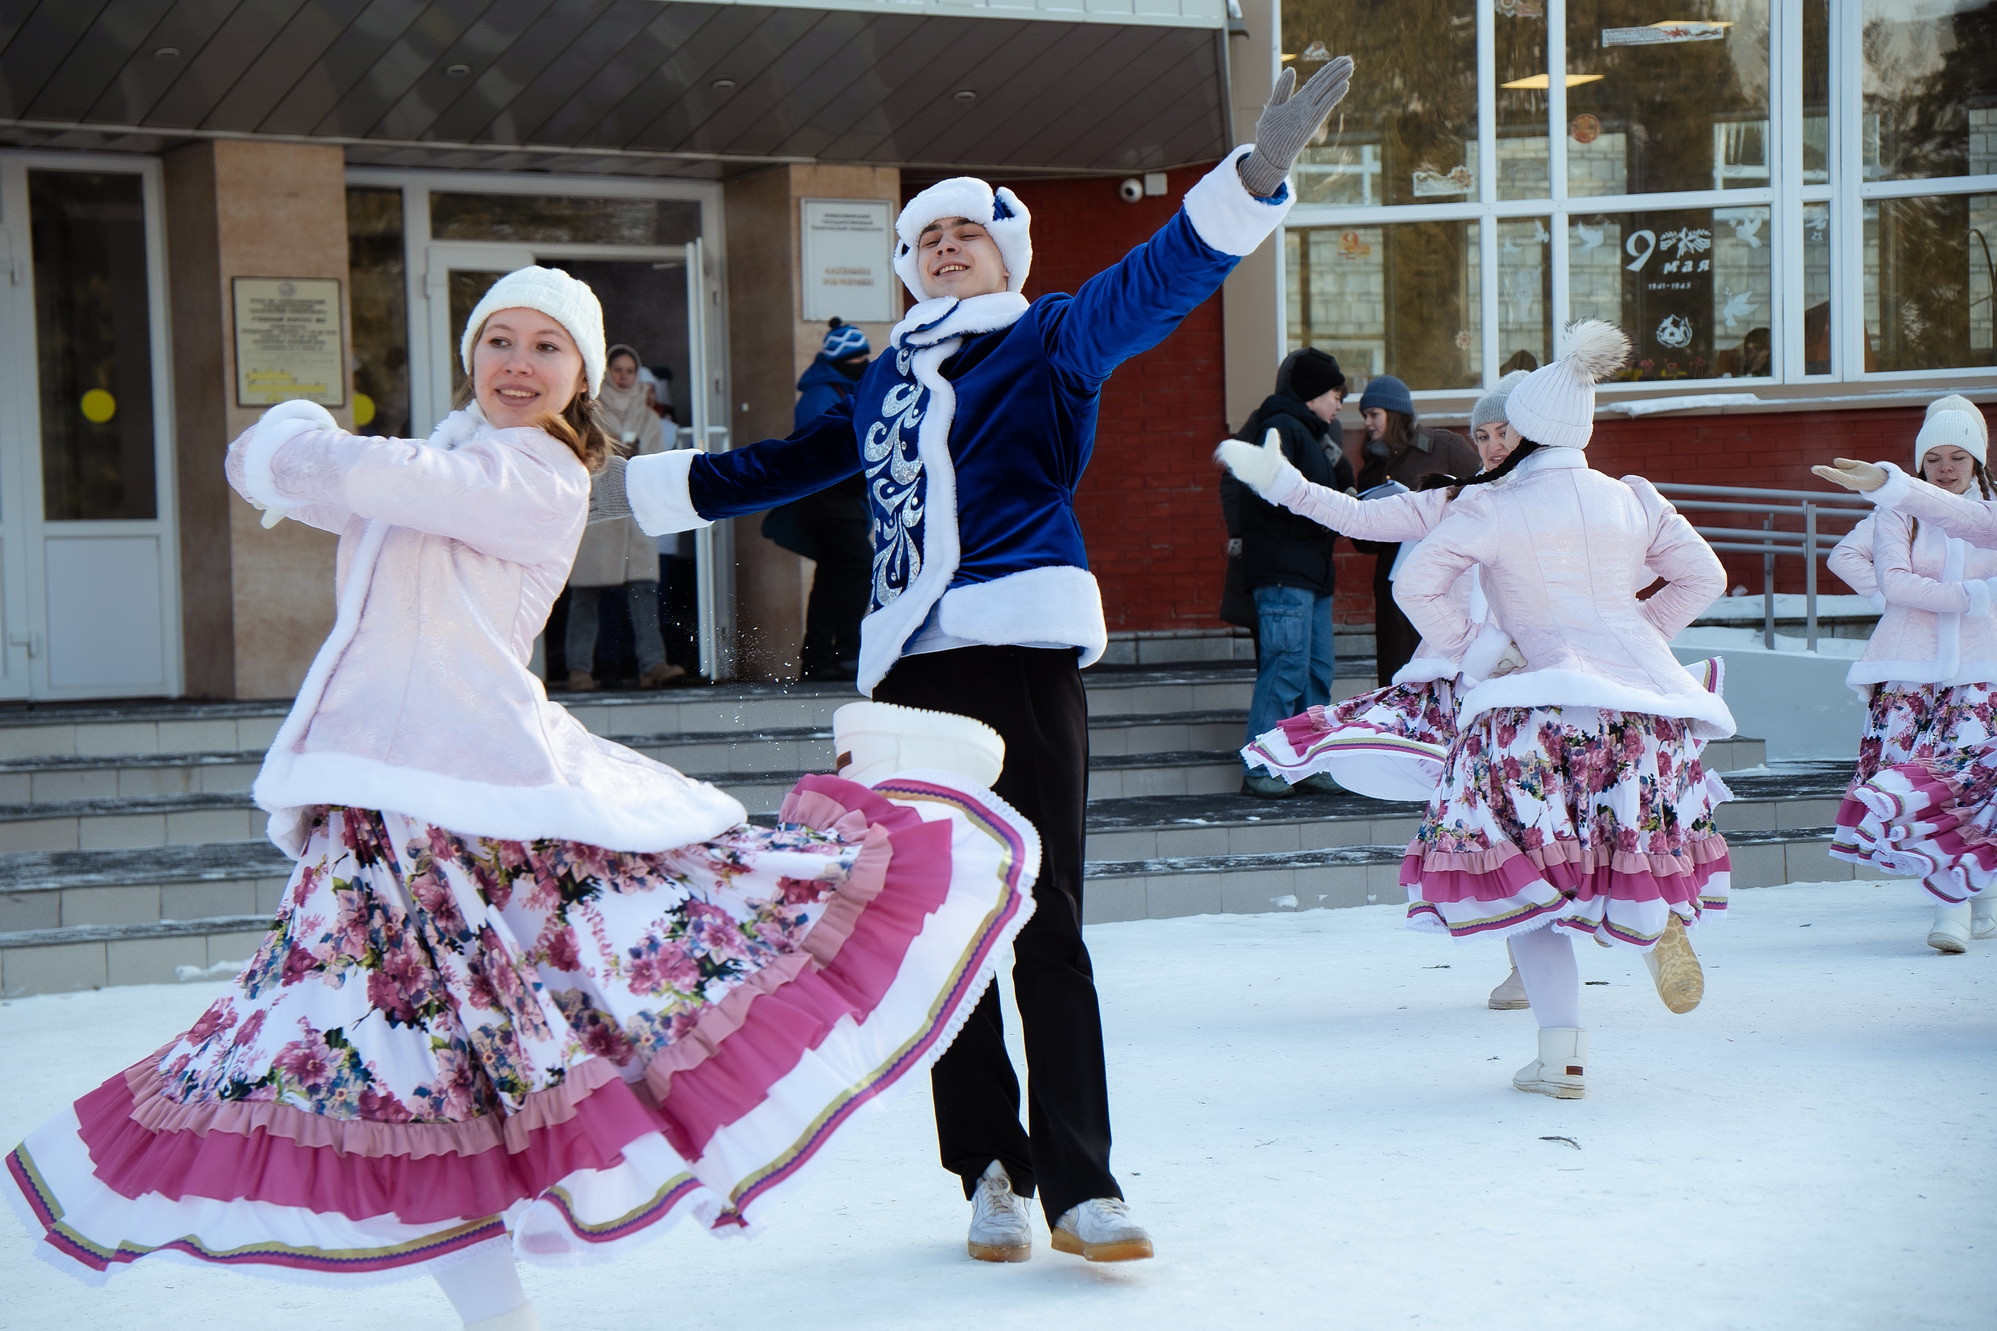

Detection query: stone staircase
(0, 666), (1865, 996)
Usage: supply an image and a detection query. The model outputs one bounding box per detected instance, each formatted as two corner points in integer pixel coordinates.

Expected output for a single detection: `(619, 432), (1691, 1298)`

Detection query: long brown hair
(452, 322), (614, 473)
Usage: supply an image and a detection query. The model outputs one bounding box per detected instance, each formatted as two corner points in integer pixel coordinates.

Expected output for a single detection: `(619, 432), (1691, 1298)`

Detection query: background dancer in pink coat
(5, 266), (1037, 1331)
(1394, 321), (1734, 1101)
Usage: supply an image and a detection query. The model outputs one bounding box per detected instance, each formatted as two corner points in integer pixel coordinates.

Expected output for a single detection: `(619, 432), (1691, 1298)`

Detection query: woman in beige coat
(564, 343), (682, 689)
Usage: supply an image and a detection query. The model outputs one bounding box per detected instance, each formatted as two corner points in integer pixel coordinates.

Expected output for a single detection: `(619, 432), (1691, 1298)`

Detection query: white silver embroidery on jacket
(864, 343), (928, 611)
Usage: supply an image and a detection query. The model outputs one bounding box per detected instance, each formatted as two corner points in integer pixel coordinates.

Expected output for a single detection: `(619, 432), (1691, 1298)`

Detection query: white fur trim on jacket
(626, 448), (713, 537)
(893, 178), (1033, 302)
(1182, 146), (1294, 257)
(935, 566), (1108, 666)
(239, 400), (339, 515)
(1868, 461), (1914, 509)
(1457, 665), (1736, 739)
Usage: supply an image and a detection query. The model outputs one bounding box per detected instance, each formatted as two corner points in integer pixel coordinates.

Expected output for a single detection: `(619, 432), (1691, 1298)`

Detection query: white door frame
(0, 150), (182, 702)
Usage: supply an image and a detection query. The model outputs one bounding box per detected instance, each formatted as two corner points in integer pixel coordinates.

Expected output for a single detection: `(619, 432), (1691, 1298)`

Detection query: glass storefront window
(1497, 217), (1553, 370)
(1803, 202), (1832, 374)
(1564, 0), (1771, 198)
(1282, 0), (1478, 208)
(1495, 0), (1551, 200)
(1286, 220), (1481, 389)
(29, 171), (155, 522)
(1862, 0), (1997, 182)
(1864, 192), (1997, 372)
(346, 187), (410, 438)
(1568, 205), (1772, 380)
(1803, 0), (1830, 185)
(430, 193), (700, 246)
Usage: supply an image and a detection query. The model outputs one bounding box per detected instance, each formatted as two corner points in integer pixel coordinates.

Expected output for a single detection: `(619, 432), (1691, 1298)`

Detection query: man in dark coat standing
(1351, 375), (1479, 684)
(1237, 347), (1352, 797)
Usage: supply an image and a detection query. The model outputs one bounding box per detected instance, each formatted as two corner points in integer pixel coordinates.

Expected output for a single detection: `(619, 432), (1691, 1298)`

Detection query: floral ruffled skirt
(8, 774), (1036, 1286)
(1835, 739), (1997, 901)
(1831, 682), (1997, 881)
(1240, 680), (1458, 803)
(1401, 704), (1731, 948)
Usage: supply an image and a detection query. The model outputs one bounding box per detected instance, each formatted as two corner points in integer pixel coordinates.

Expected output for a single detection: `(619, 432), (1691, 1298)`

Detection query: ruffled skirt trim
(1240, 681), (1454, 804)
(1831, 758), (1997, 901)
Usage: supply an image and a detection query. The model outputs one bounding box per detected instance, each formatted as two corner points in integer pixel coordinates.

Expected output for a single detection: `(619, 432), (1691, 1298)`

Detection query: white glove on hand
(1213, 428), (1301, 500)
(248, 400), (340, 528)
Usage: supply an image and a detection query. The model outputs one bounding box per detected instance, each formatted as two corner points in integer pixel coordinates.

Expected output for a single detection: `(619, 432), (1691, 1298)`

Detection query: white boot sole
(1928, 929), (1969, 954)
(1512, 1069), (1585, 1100)
(968, 1238), (1031, 1263)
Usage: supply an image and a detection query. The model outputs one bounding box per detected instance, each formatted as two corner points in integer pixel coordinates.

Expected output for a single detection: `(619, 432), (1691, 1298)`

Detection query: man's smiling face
(918, 217), (1009, 299)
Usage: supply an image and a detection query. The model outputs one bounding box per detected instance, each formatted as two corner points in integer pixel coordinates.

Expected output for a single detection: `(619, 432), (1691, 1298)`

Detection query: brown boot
(565, 670), (598, 693)
(638, 662), (686, 689)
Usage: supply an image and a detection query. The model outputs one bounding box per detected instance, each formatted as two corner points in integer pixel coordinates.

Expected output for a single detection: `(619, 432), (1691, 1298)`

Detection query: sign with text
(801, 199), (894, 323)
(233, 277), (345, 406)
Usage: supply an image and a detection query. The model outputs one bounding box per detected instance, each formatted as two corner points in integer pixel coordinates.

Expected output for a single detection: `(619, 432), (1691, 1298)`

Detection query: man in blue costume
(593, 56), (1355, 1265)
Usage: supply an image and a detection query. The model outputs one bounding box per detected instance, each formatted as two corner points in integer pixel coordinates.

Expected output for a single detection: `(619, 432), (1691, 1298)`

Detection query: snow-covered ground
(4, 880), (1992, 1330)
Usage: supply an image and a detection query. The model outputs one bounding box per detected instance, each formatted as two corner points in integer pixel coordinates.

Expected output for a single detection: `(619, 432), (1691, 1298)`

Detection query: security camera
(1118, 177), (1144, 203)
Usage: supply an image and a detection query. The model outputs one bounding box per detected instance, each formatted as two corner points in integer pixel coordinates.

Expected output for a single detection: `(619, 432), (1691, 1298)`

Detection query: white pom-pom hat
(1914, 394), (1989, 469)
(893, 178), (1033, 302)
(1503, 319), (1632, 450)
(460, 265), (608, 397)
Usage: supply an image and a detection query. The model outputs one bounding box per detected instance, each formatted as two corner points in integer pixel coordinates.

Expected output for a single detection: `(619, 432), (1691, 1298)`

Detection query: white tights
(1509, 925), (1581, 1029)
(433, 1239), (528, 1326)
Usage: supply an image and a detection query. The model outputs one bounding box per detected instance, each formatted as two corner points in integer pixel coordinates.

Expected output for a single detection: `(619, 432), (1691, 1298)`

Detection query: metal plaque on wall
(801, 200), (895, 324)
(233, 276), (346, 406)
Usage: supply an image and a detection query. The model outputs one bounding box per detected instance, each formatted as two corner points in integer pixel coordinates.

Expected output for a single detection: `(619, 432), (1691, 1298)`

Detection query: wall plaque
(801, 199), (895, 323)
(233, 277), (345, 406)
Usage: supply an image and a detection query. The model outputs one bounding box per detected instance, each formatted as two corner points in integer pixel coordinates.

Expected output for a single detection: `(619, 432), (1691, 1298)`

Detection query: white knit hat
(1469, 369), (1532, 432)
(1503, 320), (1631, 450)
(1914, 394), (1989, 468)
(893, 178), (1032, 301)
(459, 265), (608, 396)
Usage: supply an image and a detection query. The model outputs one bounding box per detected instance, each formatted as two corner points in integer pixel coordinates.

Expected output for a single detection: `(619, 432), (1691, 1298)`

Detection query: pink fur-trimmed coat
(1260, 471), (1512, 685)
(1394, 447), (1734, 736)
(1839, 463), (1997, 692)
(226, 401), (745, 857)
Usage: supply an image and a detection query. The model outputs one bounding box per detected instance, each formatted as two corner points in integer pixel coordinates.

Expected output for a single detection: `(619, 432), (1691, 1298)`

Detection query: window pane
(1864, 192), (1997, 371)
(347, 187), (410, 438)
(1803, 203), (1832, 374)
(1568, 205), (1772, 380)
(1286, 220), (1481, 388)
(1498, 218), (1553, 370)
(1283, 0), (1478, 208)
(430, 193), (700, 245)
(1495, 0), (1551, 200)
(1564, 0), (1772, 197)
(1862, 0), (1997, 182)
(1803, 0), (1829, 185)
(30, 171), (156, 521)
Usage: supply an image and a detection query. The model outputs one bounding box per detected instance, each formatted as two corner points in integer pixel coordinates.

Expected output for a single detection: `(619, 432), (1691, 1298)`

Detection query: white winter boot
(1488, 941), (1529, 1010)
(1928, 901), (1972, 954)
(1513, 1028), (1587, 1100)
(1051, 1197), (1154, 1263)
(966, 1160), (1032, 1263)
(1971, 894), (1996, 941)
(831, 701), (1005, 788)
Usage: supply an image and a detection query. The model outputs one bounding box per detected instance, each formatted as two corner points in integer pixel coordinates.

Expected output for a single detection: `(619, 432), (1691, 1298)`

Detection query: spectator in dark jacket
(1351, 374), (1480, 684)
(1238, 347), (1353, 797)
(763, 319), (874, 679)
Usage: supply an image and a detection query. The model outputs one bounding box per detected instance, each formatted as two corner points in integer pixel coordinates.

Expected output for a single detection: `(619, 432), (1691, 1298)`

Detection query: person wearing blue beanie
(1358, 374), (1414, 418)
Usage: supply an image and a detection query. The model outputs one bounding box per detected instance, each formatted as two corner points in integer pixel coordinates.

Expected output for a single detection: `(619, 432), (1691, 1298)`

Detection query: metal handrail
(1656, 482), (1872, 651)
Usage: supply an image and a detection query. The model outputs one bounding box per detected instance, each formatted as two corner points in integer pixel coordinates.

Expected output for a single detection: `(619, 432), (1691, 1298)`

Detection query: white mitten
(245, 400), (340, 528)
(1213, 428), (1301, 500)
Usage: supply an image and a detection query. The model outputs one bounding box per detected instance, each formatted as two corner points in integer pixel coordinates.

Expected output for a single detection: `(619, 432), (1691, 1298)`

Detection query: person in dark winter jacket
(764, 319), (875, 679)
(1352, 374), (1479, 684)
(1238, 347), (1353, 797)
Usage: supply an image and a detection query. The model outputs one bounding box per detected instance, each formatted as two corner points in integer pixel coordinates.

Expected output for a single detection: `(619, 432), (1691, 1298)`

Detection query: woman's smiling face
(471, 307), (586, 428)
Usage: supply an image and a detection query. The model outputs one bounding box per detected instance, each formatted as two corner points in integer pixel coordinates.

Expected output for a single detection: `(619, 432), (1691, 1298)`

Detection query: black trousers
(873, 644), (1119, 1222)
(1372, 551), (1419, 685)
(794, 486), (871, 679)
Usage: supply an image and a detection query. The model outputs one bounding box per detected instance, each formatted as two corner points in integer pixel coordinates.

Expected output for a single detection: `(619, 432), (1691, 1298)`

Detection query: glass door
(0, 156), (178, 701)
(419, 243), (536, 429)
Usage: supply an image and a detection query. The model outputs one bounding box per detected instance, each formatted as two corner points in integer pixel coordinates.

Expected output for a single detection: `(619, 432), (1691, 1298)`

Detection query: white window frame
(1277, 0), (1997, 408)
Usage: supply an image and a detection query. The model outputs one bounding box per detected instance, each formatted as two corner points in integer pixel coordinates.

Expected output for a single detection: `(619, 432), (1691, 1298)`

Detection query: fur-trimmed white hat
(1503, 320), (1631, 450)
(460, 265), (608, 396)
(1914, 394), (1989, 469)
(893, 178), (1032, 302)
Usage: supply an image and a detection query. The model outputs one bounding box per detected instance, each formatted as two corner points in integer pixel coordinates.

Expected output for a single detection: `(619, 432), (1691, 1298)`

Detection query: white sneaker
(1929, 901), (1972, 954)
(1488, 964), (1529, 1010)
(966, 1161), (1032, 1263)
(832, 701), (1005, 788)
(1051, 1197), (1154, 1262)
(1513, 1027), (1587, 1100)
(1971, 895), (1996, 941)
(1644, 914), (1704, 1014)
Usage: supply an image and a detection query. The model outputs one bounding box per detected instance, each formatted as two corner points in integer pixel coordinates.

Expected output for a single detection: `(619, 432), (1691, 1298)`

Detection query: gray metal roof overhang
(0, 0), (1234, 179)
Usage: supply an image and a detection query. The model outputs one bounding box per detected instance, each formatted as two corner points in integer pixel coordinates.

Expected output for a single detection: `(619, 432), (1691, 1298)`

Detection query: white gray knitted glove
(1237, 56), (1357, 198)
(1214, 428), (1301, 499)
(588, 453), (632, 524)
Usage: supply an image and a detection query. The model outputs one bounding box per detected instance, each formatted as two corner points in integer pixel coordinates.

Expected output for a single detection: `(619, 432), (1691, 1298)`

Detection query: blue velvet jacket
(633, 153), (1291, 691)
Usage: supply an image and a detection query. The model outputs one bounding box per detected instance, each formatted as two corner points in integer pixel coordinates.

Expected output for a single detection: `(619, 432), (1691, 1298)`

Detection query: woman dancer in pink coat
(1823, 397), (1997, 953)
(6, 267), (1036, 1330)
(1393, 321), (1733, 1100)
(1816, 397), (1997, 951)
